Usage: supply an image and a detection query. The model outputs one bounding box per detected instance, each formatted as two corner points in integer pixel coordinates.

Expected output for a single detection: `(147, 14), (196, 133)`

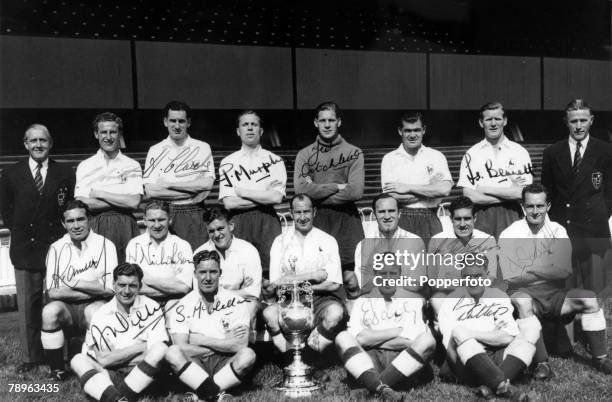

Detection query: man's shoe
(15, 362), (41, 374)
(46, 369), (70, 381)
(593, 357), (612, 375)
(533, 362), (554, 380)
(475, 385), (494, 400)
(376, 384), (404, 402)
(495, 379), (529, 402)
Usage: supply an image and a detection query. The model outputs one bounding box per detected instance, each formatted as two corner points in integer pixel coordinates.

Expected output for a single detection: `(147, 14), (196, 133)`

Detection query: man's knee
(321, 303), (345, 329)
(42, 302), (65, 326)
(70, 353), (94, 375)
(165, 345), (187, 370)
(450, 326), (472, 344)
(233, 347), (256, 373)
(83, 302), (104, 327)
(145, 342), (169, 365)
(262, 304), (280, 328)
(511, 292), (535, 317)
(334, 330), (357, 350)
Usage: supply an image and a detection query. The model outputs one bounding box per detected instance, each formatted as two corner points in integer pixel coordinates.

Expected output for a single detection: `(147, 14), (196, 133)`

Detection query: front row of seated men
(40, 188), (610, 401)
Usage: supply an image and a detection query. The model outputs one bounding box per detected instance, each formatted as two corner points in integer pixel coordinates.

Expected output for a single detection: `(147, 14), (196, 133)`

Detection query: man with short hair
(0, 124), (74, 372)
(428, 196), (498, 316)
(75, 112), (143, 262)
(218, 110), (286, 278)
(165, 250), (256, 401)
(541, 99), (612, 291)
(125, 200), (193, 301)
(294, 101), (364, 295)
(336, 260), (435, 401)
(194, 206), (262, 318)
(353, 193), (426, 298)
(42, 200), (117, 380)
(438, 257), (540, 400)
(143, 101), (215, 249)
(381, 112), (453, 242)
(263, 193), (346, 356)
(70, 263), (169, 401)
(501, 184), (612, 376)
(458, 102), (533, 238)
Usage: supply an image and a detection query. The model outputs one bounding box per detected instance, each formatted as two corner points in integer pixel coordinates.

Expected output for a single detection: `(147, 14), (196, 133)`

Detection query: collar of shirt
(195, 287), (232, 307)
(238, 144), (263, 157)
(395, 143), (427, 159)
(95, 148), (124, 163)
(144, 231), (173, 248)
(375, 227), (417, 239)
(316, 134), (344, 148)
(105, 295), (150, 316)
(476, 135), (511, 152)
(164, 135), (192, 148)
(568, 135), (590, 149)
(513, 217), (554, 237)
(29, 157), (48, 173)
(61, 230), (97, 252)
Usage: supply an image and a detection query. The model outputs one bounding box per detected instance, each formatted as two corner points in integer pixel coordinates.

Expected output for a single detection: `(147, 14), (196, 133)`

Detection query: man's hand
(261, 278), (276, 300)
(382, 182), (411, 194)
(243, 276), (254, 288)
(267, 180), (283, 190)
(337, 183), (347, 191)
(230, 325), (249, 340)
(510, 175), (527, 186)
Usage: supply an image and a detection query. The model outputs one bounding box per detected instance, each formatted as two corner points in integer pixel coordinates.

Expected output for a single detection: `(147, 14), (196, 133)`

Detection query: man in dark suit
(542, 99), (612, 292)
(0, 124), (75, 373)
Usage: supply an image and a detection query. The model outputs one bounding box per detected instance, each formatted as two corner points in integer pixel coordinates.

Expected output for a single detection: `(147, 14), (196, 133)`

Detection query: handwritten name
(463, 152), (533, 185)
(143, 146), (212, 179)
(48, 241), (110, 289)
(360, 299), (417, 328)
(299, 146), (361, 178)
(219, 155), (284, 187)
(452, 297), (509, 321)
(127, 242), (192, 267)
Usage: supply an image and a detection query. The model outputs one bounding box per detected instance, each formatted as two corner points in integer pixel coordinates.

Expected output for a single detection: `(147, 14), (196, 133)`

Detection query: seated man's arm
(468, 328), (514, 347)
(477, 184), (523, 201)
(171, 333), (214, 359)
(189, 325), (249, 354)
(94, 342), (147, 369)
(222, 196), (257, 210)
(76, 196), (113, 212)
(164, 175), (214, 194)
(139, 283), (167, 298)
(233, 184), (283, 205)
(144, 276), (191, 296)
(356, 327), (402, 349)
(48, 286), (93, 302)
(72, 279), (115, 298)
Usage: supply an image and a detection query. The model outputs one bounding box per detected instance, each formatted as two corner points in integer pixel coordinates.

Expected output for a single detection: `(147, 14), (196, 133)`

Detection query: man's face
(375, 197), (399, 234)
(462, 265), (487, 299)
(566, 109), (593, 142)
(236, 114), (263, 147)
(164, 109), (190, 142)
(207, 218), (234, 250)
(95, 121), (121, 155)
(378, 264), (400, 299)
(195, 260), (221, 294)
(62, 208), (90, 242)
(114, 274), (141, 307)
(523, 192), (550, 228)
(291, 198), (315, 234)
(24, 128), (52, 162)
(479, 108), (506, 141)
(452, 207), (475, 239)
(398, 120), (425, 152)
(314, 109), (341, 141)
(145, 208), (170, 242)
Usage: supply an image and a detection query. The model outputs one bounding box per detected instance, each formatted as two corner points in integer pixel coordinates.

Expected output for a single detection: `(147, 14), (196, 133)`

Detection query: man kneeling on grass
(71, 263), (169, 401)
(438, 255), (540, 401)
(165, 250), (256, 402)
(336, 259), (435, 401)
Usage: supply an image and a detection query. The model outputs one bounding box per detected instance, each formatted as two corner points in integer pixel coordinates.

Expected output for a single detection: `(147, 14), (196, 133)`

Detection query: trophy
(274, 281), (321, 398)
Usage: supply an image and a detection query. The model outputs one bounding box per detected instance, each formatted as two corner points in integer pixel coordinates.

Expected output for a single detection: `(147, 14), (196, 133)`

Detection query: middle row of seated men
(42, 185), (611, 401)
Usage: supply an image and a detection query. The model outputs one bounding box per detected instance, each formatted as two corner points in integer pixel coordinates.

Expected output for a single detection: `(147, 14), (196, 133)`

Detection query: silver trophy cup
(274, 281), (321, 397)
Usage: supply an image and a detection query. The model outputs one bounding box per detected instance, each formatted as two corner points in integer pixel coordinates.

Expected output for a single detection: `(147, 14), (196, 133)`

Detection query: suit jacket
(541, 137), (612, 238)
(0, 159), (75, 271)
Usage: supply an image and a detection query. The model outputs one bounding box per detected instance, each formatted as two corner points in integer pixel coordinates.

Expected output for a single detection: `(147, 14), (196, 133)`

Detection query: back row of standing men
(1, 98), (610, 379)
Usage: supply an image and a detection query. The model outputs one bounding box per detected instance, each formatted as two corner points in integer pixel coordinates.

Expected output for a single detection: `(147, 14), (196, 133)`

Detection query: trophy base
(274, 365), (321, 398)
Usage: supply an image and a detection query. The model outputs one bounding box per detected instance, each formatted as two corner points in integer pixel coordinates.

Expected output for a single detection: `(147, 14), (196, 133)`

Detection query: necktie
(573, 140), (582, 173)
(34, 162), (44, 195)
